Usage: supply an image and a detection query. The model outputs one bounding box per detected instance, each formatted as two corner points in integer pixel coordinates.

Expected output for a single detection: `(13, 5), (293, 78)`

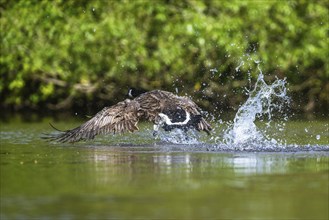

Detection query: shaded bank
(1, 1), (328, 115)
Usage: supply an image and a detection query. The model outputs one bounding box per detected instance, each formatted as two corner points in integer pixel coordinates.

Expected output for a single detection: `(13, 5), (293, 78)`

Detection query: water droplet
(316, 135), (320, 140)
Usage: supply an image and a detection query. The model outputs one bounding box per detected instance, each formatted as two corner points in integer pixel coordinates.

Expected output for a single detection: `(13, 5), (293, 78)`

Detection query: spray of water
(220, 71), (289, 149)
(162, 55), (293, 149)
(158, 129), (200, 144)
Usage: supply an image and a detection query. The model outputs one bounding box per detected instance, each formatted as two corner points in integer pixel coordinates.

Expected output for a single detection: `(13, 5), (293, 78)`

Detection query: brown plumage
(45, 90), (212, 143)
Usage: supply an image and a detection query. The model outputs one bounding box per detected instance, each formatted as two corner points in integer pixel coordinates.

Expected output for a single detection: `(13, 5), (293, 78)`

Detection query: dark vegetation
(1, 0), (328, 119)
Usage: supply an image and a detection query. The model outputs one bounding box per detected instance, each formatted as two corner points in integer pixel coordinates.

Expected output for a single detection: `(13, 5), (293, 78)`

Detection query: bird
(45, 89), (212, 143)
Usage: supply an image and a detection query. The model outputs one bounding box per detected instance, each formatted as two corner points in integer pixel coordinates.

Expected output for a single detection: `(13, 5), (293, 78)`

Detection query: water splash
(221, 72), (289, 149)
(158, 129), (201, 145)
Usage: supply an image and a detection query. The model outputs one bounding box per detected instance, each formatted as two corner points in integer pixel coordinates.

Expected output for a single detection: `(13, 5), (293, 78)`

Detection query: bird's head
(127, 87), (148, 98)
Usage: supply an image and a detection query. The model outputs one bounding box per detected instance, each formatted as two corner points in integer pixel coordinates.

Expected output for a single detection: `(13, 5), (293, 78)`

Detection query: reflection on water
(89, 147), (329, 176)
(226, 154), (293, 174)
(1, 120), (329, 219)
(1, 142), (328, 219)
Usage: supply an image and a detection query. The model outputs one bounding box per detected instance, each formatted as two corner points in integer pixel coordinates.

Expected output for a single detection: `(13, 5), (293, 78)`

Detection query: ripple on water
(0, 131), (37, 145)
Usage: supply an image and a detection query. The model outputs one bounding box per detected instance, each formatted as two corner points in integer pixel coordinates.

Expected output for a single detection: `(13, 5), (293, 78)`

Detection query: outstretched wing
(45, 99), (140, 143)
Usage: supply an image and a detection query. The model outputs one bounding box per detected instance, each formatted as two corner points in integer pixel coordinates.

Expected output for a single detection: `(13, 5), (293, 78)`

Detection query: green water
(1, 120), (328, 219)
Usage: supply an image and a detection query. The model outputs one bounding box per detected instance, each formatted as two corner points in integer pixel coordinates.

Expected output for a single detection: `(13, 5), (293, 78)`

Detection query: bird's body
(46, 90), (212, 143)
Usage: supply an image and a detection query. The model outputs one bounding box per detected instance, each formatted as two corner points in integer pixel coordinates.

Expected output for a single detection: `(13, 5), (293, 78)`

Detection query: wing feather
(45, 100), (140, 143)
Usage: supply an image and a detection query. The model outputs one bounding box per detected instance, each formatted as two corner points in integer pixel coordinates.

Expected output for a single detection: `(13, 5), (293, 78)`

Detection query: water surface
(0, 120), (328, 219)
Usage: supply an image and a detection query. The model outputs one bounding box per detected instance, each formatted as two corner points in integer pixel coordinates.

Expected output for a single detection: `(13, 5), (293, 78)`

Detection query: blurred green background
(0, 0), (328, 118)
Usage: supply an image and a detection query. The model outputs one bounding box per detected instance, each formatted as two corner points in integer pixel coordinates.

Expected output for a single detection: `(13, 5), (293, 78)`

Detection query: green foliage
(0, 0), (328, 115)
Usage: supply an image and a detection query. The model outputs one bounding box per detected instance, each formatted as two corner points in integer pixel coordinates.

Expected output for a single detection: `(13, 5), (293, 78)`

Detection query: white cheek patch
(158, 111), (190, 125)
(128, 89), (133, 98)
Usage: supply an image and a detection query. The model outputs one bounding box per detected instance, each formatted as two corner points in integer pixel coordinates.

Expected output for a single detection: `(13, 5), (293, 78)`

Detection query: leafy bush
(1, 0), (328, 116)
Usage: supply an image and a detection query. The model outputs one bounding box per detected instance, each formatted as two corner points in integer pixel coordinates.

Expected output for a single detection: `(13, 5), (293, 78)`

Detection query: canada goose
(45, 89), (212, 143)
